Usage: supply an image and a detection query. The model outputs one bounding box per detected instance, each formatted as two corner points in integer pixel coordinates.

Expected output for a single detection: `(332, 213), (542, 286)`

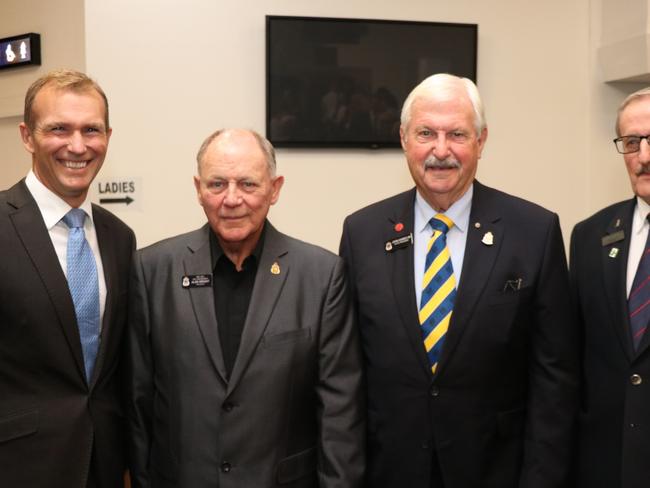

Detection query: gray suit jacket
(127, 222), (364, 488)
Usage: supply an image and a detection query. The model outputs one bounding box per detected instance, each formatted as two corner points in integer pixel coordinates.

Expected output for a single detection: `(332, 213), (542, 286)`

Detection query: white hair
(400, 73), (486, 134)
(616, 87), (650, 136)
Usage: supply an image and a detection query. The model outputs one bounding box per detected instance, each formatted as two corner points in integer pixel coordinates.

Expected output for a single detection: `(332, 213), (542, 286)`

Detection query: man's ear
(270, 175), (284, 205)
(193, 175), (204, 207)
(19, 122), (35, 154)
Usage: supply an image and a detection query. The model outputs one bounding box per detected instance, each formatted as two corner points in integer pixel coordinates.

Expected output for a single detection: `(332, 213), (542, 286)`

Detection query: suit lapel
(184, 226), (228, 383)
(436, 182), (503, 375)
(6, 181), (87, 381)
(386, 189), (431, 376)
(91, 210), (114, 388)
(227, 223), (289, 393)
(602, 201), (636, 360)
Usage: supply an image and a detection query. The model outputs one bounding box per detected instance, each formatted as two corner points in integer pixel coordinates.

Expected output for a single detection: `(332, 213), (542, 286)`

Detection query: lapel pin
(609, 248), (619, 258)
(182, 276), (190, 288)
(270, 262), (281, 275)
(615, 218), (621, 228)
(474, 222), (481, 229)
(394, 222), (404, 232)
(481, 231), (494, 246)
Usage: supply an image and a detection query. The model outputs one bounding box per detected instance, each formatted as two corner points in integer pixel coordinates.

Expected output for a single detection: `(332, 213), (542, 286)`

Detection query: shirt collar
(633, 196), (650, 236)
(25, 170), (94, 230)
(210, 221), (266, 270)
(415, 184), (473, 234)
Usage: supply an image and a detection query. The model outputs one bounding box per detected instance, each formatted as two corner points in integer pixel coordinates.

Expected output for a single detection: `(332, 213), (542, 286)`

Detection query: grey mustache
(636, 165), (650, 176)
(424, 156), (461, 170)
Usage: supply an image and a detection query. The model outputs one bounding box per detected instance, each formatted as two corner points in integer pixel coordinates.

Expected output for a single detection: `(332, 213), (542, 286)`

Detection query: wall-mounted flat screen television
(266, 16), (478, 149)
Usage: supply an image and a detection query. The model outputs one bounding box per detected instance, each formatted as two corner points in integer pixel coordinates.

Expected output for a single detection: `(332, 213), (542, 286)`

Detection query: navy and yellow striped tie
(419, 214), (456, 374)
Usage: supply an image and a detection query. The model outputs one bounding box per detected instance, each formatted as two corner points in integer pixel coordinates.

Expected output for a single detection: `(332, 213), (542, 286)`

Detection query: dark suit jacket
(340, 181), (578, 488)
(570, 198), (650, 488)
(126, 222), (364, 488)
(0, 179), (135, 487)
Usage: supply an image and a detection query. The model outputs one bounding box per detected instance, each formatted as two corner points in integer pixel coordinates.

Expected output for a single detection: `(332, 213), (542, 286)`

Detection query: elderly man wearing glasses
(571, 87), (650, 488)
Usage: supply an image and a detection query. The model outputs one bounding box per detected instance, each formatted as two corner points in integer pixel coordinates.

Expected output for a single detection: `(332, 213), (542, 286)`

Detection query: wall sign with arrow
(94, 178), (141, 211)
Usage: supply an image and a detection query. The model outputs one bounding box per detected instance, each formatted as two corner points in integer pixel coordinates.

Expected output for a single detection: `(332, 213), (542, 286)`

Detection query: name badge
(182, 274), (212, 288)
(601, 230), (625, 247)
(385, 233), (413, 252)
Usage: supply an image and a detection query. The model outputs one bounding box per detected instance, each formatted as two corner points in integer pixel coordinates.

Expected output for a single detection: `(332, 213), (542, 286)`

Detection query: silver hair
(615, 87), (650, 136)
(400, 73), (486, 135)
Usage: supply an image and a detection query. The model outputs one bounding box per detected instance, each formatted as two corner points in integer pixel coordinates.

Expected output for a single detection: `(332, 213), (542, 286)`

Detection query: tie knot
(430, 214), (454, 234)
(62, 208), (87, 229)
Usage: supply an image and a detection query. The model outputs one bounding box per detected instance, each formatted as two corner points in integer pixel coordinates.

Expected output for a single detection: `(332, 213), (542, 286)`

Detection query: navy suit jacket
(340, 181), (578, 488)
(0, 179), (135, 487)
(571, 198), (650, 488)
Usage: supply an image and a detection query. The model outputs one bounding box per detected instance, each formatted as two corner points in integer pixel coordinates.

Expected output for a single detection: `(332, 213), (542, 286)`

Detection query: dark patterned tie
(628, 216), (650, 350)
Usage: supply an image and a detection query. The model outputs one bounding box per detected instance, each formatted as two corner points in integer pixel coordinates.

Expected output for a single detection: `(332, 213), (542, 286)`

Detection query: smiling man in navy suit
(571, 87), (650, 488)
(340, 73), (578, 488)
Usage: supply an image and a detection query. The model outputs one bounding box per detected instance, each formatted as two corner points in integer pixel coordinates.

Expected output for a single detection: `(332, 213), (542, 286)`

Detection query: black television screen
(266, 16), (477, 149)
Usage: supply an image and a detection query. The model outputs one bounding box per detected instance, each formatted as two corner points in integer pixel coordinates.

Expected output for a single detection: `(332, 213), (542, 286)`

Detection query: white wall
(2, 0), (647, 253)
(0, 0), (85, 189)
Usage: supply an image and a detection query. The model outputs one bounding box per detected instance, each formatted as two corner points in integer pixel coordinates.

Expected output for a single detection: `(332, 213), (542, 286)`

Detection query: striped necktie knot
(430, 214), (453, 234)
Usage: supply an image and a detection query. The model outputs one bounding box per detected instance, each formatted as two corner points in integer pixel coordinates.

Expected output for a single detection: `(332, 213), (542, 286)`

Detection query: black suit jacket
(570, 198), (650, 488)
(126, 222), (364, 488)
(340, 181), (578, 488)
(0, 180), (135, 488)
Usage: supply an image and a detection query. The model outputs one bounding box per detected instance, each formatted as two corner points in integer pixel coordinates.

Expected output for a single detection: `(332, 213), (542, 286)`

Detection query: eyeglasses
(613, 135), (650, 154)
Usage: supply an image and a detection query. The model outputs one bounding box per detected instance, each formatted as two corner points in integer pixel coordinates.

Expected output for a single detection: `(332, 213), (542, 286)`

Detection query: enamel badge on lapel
(182, 274), (212, 288)
(481, 231), (494, 246)
(270, 262), (281, 275)
(609, 248), (619, 258)
(385, 233), (413, 252)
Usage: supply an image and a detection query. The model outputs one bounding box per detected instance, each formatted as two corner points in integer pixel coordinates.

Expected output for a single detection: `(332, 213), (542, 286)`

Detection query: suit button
(430, 386), (440, 397)
(222, 402), (234, 412)
(631, 374), (643, 386)
(221, 461), (232, 473)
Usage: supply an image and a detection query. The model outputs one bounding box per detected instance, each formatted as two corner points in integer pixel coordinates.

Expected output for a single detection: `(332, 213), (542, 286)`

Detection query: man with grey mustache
(340, 73), (578, 488)
(571, 87), (650, 488)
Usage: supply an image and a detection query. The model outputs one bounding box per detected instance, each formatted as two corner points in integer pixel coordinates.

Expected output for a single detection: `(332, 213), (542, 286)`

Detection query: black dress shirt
(210, 229), (264, 378)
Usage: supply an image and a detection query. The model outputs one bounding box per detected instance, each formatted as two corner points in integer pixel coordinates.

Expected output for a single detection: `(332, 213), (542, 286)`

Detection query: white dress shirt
(626, 197), (650, 298)
(414, 185), (472, 310)
(25, 170), (107, 328)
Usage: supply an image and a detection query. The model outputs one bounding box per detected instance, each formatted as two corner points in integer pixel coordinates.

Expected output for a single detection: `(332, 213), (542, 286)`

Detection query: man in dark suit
(340, 73), (578, 488)
(0, 69), (135, 487)
(126, 128), (364, 487)
(571, 87), (650, 488)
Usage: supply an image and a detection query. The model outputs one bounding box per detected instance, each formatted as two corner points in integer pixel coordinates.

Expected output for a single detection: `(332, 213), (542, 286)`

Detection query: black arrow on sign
(100, 196), (134, 205)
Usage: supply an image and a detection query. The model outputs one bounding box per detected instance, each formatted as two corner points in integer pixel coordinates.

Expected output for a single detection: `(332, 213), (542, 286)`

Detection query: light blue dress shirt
(414, 185), (472, 310)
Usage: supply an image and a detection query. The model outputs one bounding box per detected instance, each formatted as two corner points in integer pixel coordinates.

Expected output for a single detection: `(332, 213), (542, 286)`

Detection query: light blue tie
(62, 208), (100, 382)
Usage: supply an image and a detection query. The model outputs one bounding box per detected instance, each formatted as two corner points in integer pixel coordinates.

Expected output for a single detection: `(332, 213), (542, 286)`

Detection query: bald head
(196, 128), (277, 177)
